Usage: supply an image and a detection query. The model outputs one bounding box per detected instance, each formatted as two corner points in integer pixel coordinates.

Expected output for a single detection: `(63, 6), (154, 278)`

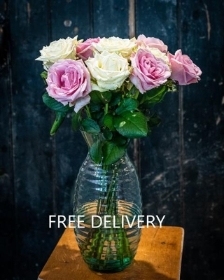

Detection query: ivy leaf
(89, 140), (103, 164)
(50, 112), (66, 135)
(115, 98), (139, 115)
(114, 111), (148, 138)
(102, 141), (126, 165)
(81, 118), (100, 134)
(42, 93), (71, 113)
(139, 85), (168, 106)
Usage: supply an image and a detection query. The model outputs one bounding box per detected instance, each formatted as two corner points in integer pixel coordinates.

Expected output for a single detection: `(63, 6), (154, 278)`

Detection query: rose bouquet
(36, 35), (201, 272)
(36, 35), (202, 166)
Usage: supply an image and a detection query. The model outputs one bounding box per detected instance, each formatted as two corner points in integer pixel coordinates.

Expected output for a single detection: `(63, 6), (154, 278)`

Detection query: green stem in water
(83, 160), (132, 266)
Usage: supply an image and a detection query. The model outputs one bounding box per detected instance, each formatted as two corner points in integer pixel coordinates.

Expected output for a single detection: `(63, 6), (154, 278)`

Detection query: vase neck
(81, 131), (103, 149)
(81, 131), (129, 168)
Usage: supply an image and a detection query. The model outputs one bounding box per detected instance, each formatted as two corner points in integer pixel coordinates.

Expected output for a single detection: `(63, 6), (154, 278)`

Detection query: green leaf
(103, 128), (113, 140)
(102, 141), (126, 165)
(100, 91), (112, 103)
(89, 102), (101, 112)
(89, 140), (103, 164)
(110, 91), (122, 106)
(112, 133), (128, 146)
(90, 91), (112, 104)
(71, 112), (80, 131)
(114, 111), (148, 138)
(103, 114), (114, 130)
(139, 101), (154, 109)
(42, 93), (71, 113)
(89, 91), (102, 104)
(139, 85), (168, 106)
(115, 98), (139, 115)
(92, 111), (104, 121)
(128, 85), (139, 97)
(50, 112), (66, 135)
(98, 114), (106, 128)
(81, 118), (100, 134)
(41, 71), (48, 80)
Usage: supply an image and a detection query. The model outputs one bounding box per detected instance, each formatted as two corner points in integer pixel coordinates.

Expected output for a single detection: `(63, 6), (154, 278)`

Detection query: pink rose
(46, 59), (91, 112)
(168, 50), (202, 85)
(136, 35), (168, 52)
(76, 37), (100, 60)
(130, 49), (171, 93)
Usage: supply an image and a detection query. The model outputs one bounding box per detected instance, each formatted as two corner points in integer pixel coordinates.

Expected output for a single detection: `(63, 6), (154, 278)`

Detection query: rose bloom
(76, 37), (100, 60)
(36, 36), (80, 69)
(92, 36), (136, 58)
(46, 59), (91, 112)
(85, 51), (130, 91)
(136, 35), (168, 53)
(168, 50), (202, 85)
(130, 49), (171, 93)
(145, 47), (170, 65)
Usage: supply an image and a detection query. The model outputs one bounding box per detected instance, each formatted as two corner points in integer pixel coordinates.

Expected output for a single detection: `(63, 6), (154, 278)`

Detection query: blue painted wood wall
(0, 0), (223, 279)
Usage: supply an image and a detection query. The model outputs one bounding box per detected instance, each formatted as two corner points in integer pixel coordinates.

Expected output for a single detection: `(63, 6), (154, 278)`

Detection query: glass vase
(73, 132), (142, 272)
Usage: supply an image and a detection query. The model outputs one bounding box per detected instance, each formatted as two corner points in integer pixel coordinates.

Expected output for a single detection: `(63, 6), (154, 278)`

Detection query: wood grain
(180, 1), (224, 279)
(38, 226), (184, 280)
(0, 6), (15, 280)
(5, 0), (58, 278)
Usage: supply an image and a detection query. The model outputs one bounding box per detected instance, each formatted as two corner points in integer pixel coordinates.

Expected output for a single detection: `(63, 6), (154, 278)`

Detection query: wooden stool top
(38, 226), (184, 280)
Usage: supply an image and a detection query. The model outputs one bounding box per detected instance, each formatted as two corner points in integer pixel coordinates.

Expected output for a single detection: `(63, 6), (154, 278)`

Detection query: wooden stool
(38, 226), (184, 280)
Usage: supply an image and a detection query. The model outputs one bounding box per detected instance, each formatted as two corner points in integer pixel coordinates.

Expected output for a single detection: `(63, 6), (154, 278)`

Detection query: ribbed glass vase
(73, 132), (142, 272)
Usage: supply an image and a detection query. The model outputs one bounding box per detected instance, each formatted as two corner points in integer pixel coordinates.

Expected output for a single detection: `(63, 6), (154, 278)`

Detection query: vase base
(85, 257), (133, 272)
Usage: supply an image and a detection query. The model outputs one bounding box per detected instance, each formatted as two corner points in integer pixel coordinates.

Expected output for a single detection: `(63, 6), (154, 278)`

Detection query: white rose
(36, 36), (81, 69)
(85, 51), (130, 91)
(92, 36), (136, 58)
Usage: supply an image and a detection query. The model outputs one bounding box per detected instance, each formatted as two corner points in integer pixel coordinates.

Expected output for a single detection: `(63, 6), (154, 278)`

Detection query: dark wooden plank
(51, 0), (93, 40)
(92, 0), (130, 38)
(0, 2), (15, 278)
(180, 0), (224, 279)
(135, 0), (181, 225)
(8, 0), (57, 278)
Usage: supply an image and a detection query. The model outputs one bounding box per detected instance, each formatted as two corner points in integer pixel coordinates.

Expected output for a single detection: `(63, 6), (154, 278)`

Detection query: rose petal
(74, 95), (90, 113)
